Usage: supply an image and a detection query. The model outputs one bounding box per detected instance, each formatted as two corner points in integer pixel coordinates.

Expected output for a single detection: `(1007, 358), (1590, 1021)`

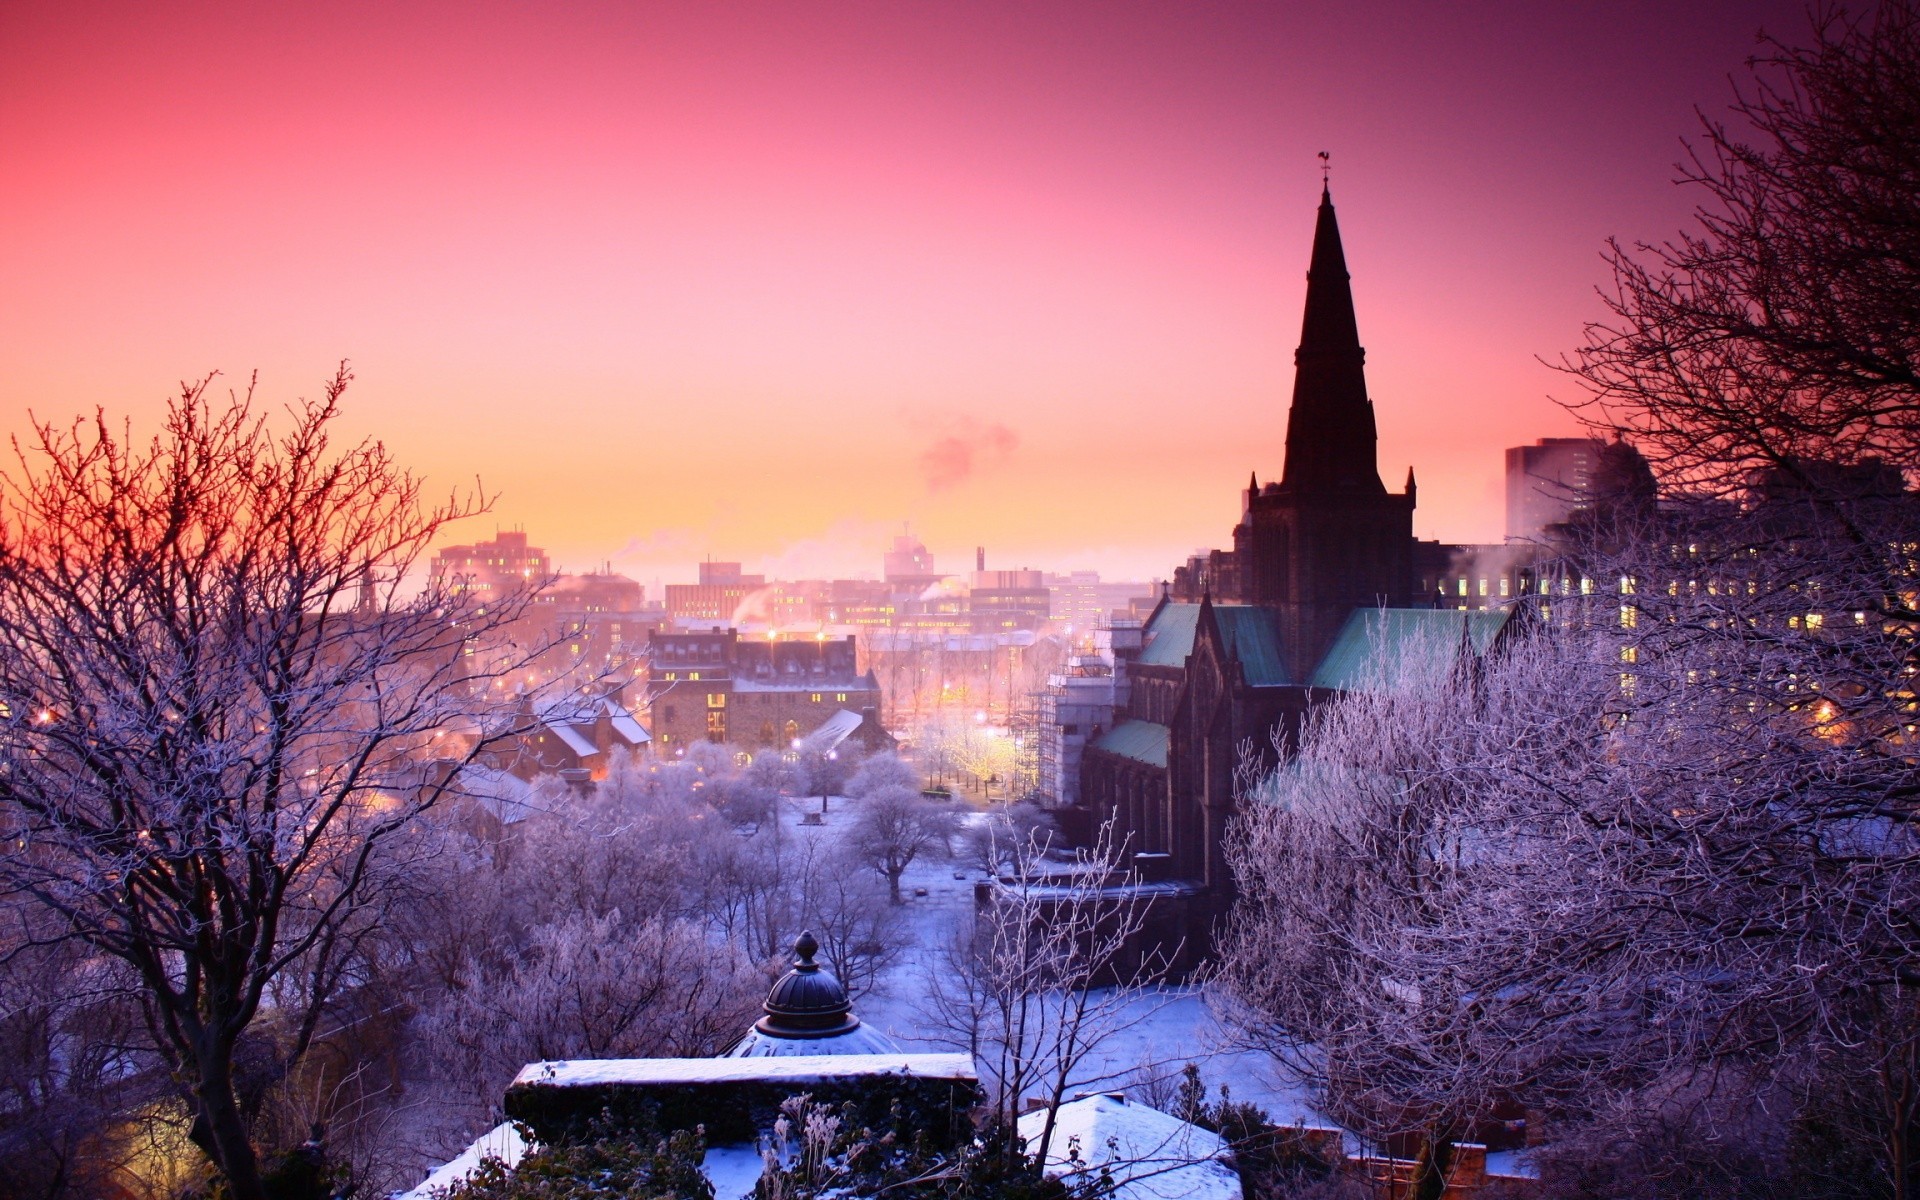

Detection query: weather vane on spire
(1319, 150), (1331, 185)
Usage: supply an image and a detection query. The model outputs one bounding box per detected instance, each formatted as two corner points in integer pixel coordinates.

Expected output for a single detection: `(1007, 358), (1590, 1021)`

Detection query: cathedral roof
(1091, 720), (1170, 769)
(1139, 602), (1291, 686)
(1279, 185), (1386, 497)
(1310, 608), (1511, 691)
(1135, 603), (1203, 667)
(1209, 606), (1289, 687)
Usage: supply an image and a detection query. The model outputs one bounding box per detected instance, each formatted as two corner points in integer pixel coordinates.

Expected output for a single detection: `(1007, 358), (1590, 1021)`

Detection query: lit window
(836, 692), (847, 702)
(1478, 578), (1488, 597)
(1621, 646), (1638, 663)
(690, 671), (700, 681)
(1457, 579), (1467, 597)
(810, 693), (823, 703)
(708, 693), (726, 709)
(1620, 605), (1636, 629)
(1499, 578), (1510, 597)
(1805, 612), (1824, 630)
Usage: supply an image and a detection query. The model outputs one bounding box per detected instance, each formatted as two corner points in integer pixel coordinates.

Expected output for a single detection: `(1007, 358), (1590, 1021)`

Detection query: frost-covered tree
(0, 371), (534, 1199)
(922, 823), (1167, 1178)
(847, 784), (959, 904)
(1221, 589), (1920, 1196)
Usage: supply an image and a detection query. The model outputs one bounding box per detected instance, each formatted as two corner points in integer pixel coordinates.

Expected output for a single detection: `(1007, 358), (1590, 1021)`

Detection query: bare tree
(795, 840), (902, 999)
(0, 371), (534, 1199)
(1544, 6), (1920, 1192)
(920, 822), (1169, 1178)
(413, 910), (763, 1123)
(1220, 585), (1920, 1196)
(0, 914), (153, 1200)
(846, 784), (959, 904)
(958, 800), (1057, 877)
(1561, 1), (1920, 499)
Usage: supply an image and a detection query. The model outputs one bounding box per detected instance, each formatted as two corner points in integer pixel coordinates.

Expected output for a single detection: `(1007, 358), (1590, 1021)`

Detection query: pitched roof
(797, 708), (864, 755)
(1136, 603), (1201, 667)
(545, 721), (598, 758)
(1091, 720), (1170, 769)
(1210, 605), (1289, 687)
(1310, 607), (1511, 691)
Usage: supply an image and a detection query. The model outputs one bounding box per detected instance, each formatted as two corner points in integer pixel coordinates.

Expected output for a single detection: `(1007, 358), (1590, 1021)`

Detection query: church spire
(1279, 185), (1385, 496)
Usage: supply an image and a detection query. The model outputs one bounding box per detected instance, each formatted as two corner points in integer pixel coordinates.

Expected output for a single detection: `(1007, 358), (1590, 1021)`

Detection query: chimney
(976, 546), (986, 572)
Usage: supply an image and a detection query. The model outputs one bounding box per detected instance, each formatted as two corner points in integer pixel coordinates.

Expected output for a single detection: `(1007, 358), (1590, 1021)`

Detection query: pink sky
(0, 0), (1808, 583)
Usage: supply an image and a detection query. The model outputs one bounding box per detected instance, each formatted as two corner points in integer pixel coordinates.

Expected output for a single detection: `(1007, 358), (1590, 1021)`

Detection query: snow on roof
(397, 1121), (530, 1200)
(798, 708), (864, 754)
(511, 1052), (975, 1089)
(453, 764), (538, 825)
(544, 721), (598, 758)
(729, 1022), (900, 1058)
(1017, 1094), (1241, 1200)
(606, 707), (650, 745)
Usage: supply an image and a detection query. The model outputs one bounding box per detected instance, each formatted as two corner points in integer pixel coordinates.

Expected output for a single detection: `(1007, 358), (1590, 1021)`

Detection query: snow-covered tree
(846, 784), (959, 904)
(922, 822), (1168, 1178)
(0, 371), (535, 1199)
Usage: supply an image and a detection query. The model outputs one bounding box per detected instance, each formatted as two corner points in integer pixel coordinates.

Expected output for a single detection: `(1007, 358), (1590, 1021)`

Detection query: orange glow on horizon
(0, 1), (1809, 584)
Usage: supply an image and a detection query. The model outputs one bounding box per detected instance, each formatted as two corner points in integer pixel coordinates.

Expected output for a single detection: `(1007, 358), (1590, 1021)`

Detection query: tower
(1235, 186), (1416, 679)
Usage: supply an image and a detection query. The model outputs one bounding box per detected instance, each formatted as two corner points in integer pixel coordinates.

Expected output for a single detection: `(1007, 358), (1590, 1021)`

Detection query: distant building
(969, 567), (1050, 633)
(530, 570), (663, 679)
(644, 628), (883, 752)
(429, 530), (552, 602)
(698, 560), (765, 587)
(1047, 571), (1156, 637)
(883, 533), (942, 591)
(1506, 437), (1604, 541)
(665, 563), (769, 625)
(1037, 619), (1143, 809)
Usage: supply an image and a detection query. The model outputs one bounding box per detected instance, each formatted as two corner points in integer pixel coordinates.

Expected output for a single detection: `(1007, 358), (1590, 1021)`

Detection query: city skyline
(1, 0), (1806, 580)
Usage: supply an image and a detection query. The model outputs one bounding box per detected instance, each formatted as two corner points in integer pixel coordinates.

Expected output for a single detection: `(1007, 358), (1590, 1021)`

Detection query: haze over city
(2, 0), (1805, 584)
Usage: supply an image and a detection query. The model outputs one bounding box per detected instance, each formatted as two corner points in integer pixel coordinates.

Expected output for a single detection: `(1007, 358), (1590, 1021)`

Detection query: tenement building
(644, 628), (885, 752)
(1072, 187), (1515, 970)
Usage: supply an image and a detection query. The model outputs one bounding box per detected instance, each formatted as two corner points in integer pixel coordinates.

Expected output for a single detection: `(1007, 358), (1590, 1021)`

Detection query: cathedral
(1073, 186), (1510, 971)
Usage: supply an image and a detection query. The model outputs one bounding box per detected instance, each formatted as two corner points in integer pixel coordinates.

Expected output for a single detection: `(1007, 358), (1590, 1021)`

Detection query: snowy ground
(775, 797), (1328, 1128)
(395, 793), (1542, 1196)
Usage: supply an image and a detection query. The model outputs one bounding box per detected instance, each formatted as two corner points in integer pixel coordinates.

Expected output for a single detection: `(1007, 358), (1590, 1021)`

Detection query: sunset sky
(1, 1), (1809, 585)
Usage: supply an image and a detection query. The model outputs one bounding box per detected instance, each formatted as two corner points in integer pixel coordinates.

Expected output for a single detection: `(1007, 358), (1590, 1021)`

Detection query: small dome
(724, 932), (900, 1056)
(758, 931), (854, 1036)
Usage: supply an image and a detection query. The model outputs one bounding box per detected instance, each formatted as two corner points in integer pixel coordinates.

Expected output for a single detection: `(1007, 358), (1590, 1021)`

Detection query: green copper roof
(1136, 602), (1289, 685)
(1310, 607), (1511, 691)
(1212, 606), (1289, 687)
(1135, 604), (1201, 667)
(1091, 720), (1170, 769)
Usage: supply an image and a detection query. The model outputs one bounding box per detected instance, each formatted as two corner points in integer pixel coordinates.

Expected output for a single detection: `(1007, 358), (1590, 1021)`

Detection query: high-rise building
(1505, 437), (1604, 541)
(428, 530), (552, 601)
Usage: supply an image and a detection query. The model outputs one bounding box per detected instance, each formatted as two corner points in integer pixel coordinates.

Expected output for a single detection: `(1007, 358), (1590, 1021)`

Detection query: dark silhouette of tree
(0, 369), (533, 1200)
(1564, 2), (1920, 501)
